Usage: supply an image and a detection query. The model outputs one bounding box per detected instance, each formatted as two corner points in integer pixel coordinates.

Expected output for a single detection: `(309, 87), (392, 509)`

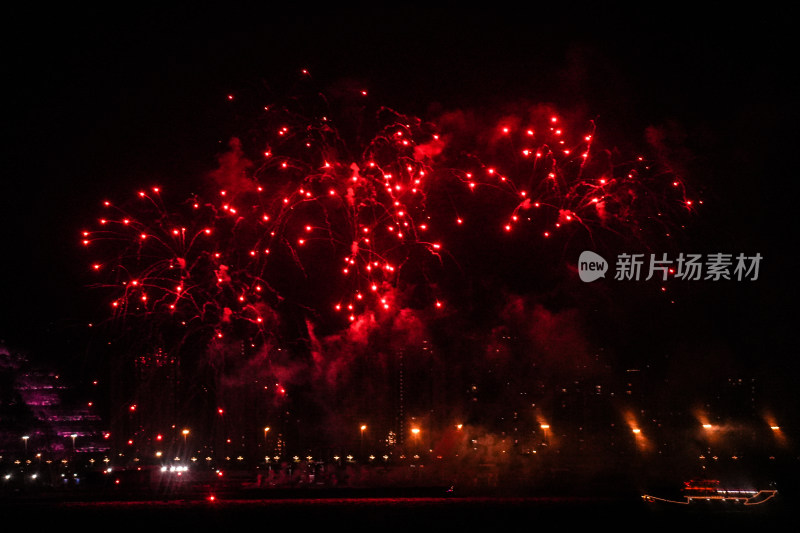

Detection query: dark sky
(1, 4), (797, 406)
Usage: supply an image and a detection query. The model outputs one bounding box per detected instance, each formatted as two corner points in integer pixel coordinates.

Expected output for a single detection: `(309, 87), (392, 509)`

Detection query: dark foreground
(0, 493), (792, 532)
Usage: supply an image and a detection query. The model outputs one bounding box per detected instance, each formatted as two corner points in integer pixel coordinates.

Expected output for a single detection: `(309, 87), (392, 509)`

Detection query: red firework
(82, 82), (695, 348)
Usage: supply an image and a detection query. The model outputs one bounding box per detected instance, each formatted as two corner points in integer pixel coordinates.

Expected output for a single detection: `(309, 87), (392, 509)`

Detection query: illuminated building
(0, 341), (108, 457)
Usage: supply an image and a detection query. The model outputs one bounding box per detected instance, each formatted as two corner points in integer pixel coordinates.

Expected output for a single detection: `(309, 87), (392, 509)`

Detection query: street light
(22, 436), (29, 454)
(70, 434), (78, 452)
(360, 425), (367, 457)
(264, 427), (270, 449)
(540, 424), (550, 445)
(411, 427), (420, 452)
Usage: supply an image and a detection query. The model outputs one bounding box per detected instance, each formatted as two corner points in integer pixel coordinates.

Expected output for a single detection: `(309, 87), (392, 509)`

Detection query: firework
(85, 85), (691, 331)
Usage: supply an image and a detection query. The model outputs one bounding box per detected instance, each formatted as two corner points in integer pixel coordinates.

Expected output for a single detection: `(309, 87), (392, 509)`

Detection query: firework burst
(81, 76), (695, 410)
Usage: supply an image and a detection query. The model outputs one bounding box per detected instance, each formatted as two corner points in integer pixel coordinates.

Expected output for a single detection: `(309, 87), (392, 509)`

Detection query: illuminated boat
(642, 479), (777, 506)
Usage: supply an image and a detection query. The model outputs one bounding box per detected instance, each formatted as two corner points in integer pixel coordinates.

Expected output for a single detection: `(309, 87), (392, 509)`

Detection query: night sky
(1, 5), (797, 420)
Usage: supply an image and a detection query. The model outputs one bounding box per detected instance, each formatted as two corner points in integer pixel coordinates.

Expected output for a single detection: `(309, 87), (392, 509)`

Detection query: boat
(642, 479), (777, 506)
